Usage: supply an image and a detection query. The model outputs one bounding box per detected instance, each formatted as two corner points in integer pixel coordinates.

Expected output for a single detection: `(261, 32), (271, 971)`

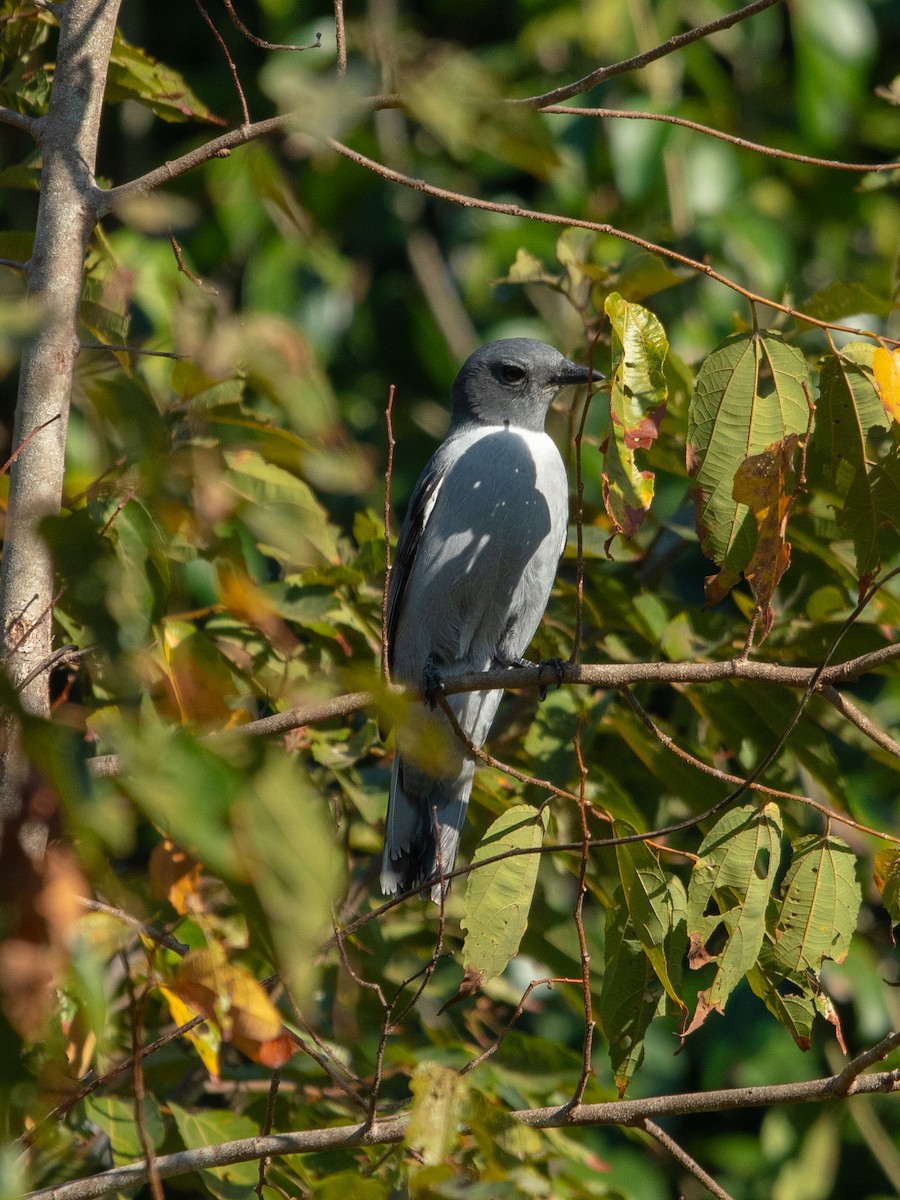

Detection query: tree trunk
(0, 0), (121, 813)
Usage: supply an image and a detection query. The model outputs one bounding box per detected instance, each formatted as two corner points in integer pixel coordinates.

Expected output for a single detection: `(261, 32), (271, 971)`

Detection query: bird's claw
(536, 657), (566, 701)
(422, 656), (445, 709)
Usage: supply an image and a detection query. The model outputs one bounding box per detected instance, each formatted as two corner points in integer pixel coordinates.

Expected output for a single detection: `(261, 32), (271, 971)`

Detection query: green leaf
(599, 889), (664, 1095)
(106, 30), (223, 124)
(461, 805), (548, 986)
(400, 51), (559, 178)
(613, 823), (685, 1010)
(799, 280), (893, 325)
(224, 449), (340, 567)
(686, 803), (783, 1032)
(875, 848), (900, 932)
(169, 1104), (259, 1200)
(231, 753), (344, 1009)
(769, 835), (861, 975)
(83, 1096), (165, 1166)
(687, 332), (810, 604)
(746, 960), (817, 1050)
(602, 292), (669, 541)
(406, 1064), (468, 1167)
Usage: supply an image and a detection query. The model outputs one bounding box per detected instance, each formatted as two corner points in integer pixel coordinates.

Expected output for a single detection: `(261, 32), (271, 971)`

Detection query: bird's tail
(380, 754), (474, 902)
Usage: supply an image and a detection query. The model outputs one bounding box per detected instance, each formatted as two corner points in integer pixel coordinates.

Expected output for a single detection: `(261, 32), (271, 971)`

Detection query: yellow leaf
(149, 839), (203, 915)
(159, 983), (221, 1078)
(873, 346), (900, 423)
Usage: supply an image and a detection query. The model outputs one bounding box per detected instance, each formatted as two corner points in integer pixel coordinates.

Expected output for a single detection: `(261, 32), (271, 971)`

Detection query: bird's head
(450, 338), (604, 433)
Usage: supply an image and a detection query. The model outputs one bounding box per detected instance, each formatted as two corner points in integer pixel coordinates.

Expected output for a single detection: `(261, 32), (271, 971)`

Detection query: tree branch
(325, 139), (899, 346)
(85, 644), (900, 779)
(516, 0), (786, 108)
(540, 106), (900, 172)
(25, 1060), (900, 1200)
(0, 105), (43, 137)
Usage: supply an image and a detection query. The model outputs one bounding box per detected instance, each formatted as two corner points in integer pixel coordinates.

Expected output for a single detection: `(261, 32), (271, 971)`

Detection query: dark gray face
(450, 338), (603, 433)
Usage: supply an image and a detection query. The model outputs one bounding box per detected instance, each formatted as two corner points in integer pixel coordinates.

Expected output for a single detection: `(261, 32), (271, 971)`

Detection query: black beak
(554, 360), (605, 386)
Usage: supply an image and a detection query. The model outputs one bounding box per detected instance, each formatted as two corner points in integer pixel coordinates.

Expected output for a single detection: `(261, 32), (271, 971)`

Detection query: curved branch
(325, 139), (898, 345)
(25, 1059), (900, 1200)
(541, 106), (900, 173)
(516, 0), (786, 108)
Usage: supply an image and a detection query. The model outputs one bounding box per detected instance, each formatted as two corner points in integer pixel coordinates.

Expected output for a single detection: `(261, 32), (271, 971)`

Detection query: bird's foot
(422, 655), (445, 709)
(536, 657), (566, 701)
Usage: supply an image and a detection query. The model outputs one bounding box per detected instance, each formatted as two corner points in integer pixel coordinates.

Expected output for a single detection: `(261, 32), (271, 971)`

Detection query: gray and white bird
(381, 338), (603, 900)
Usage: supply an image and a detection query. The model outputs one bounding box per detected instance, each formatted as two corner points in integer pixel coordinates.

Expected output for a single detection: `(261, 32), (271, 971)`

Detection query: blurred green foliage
(1, 0), (899, 1197)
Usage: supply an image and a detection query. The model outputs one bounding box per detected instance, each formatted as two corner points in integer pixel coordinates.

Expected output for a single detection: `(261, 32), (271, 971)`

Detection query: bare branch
(0, 105), (43, 137)
(170, 236), (219, 295)
(94, 116), (293, 217)
(540, 106), (900, 173)
(820, 684), (900, 759)
(642, 1119), (735, 1200)
(326, 139), (899, 347)
(193, 0), (250, 125)
(334, 0), (347, 75)
(221, 0), (322, 52)
(517, 0), (786, 108)
(381, 385), (395, 683)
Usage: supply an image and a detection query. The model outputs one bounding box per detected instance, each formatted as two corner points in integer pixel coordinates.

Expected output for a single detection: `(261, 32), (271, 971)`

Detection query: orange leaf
(149, 839), (203, 915)
(873, 346), (900, 423)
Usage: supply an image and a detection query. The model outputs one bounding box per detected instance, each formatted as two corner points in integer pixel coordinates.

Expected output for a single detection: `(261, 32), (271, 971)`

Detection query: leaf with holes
(687, 332), (810, 605)
(461, 805), (548, 986)
(601, 292), (668, 542)
(686, 804), (782, 1034)
(614, 822), (686, 1011)
(768, 835), (860, 976)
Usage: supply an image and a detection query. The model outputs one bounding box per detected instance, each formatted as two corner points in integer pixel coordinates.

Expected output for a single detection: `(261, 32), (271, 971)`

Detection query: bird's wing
(386, 441), (455, 670)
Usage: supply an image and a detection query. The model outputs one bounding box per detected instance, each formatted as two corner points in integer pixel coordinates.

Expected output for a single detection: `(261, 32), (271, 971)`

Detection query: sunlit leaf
(461, 805), (548, 987)
(686, 804), (782, 1033)
(106, 30), (223, 123)
(769, 835), (860, 975)
(687, 332), (810, 604)
(873, 346), (900, 423)
(406, 1064), (468, 1167)
(602, 292), (669, 542)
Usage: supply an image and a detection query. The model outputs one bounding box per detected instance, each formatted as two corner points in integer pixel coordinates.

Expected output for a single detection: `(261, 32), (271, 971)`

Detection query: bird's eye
(500, 364), (526, 384)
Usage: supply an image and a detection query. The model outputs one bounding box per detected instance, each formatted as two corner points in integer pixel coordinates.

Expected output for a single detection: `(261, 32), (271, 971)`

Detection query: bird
(381, 338), (603, 901)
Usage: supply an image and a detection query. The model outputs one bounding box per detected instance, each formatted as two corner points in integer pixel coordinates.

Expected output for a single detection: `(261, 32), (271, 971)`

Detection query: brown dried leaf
(732, 435), (799, 639)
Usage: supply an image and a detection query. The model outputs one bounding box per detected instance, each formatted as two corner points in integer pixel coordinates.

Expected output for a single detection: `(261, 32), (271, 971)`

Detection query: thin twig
(325, 139), (899, 347)
(460, 978), (583, 1074)
(121, 953), (164, 1200)
(221, 0), (321, 51)
(79, 342), (186, 359)
(819, 685), (900, 759)
(255, 1067), (281, 1200)
(193, 0), (250, 125)
(540, 106), (900, 172)
(0, 413), (61, 476)
(382, 384), (396, 683)
(569, 721), (594, 1107)
(569, 344), (600, 665)
(170, 236), (219, 296)
(333, 0), (346, 75)
(516, 0), (786, 108)
(78, 897), (191, 955)
(617, 686), (900, 845)
(643, 1118), (735, 1200)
